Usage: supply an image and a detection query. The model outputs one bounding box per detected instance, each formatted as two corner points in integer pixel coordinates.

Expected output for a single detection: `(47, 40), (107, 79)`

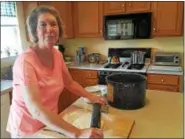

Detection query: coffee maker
(57, 44), (65, 54)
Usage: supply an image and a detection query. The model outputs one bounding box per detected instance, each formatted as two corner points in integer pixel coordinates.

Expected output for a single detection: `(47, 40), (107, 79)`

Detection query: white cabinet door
(1, 93), (11, 138)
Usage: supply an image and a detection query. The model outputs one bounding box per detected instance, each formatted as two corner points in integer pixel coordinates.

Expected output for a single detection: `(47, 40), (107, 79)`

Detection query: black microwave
(103, 12), (152, 40)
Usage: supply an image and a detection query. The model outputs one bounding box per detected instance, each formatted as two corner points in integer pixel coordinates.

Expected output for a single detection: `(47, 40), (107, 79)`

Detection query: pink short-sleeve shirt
(6, 47), (66, 136)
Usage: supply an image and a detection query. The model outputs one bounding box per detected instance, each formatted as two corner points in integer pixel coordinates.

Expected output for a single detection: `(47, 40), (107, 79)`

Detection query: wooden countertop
(37, 90), (183, 138)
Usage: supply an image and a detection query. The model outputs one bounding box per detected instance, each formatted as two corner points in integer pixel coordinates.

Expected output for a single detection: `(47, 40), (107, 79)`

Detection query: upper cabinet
(151, 2), (183, 36)
(22, 2), (39, 41)
(73, 2), (103, 38)
(126, 2), (151, 13)
(38, 2), (74, 39)
(22, 1), (183, 40)
(103, 2), (151, 15)
(103, 2), (126, 15)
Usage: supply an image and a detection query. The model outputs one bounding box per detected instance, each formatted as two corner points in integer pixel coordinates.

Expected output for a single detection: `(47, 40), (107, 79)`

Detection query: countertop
(1, 80), (13, 95)
(68, 62), (148, 73)
(36, 90), (183, 138)
(147, 65), (183, 75)
(67, 62), (183, 75)
(0, 63), (183, 95)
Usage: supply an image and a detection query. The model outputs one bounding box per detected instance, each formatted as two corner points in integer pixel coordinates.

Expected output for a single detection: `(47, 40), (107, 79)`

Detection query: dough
(72, 112), (104, 129)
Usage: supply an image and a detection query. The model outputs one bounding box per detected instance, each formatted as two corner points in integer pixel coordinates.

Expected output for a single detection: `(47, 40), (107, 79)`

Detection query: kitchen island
(36, 89), (183, 138)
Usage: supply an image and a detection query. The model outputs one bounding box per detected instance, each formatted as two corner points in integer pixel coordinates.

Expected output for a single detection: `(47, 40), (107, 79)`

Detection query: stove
(127, 64), (145, 70)
(104, 63), (122, 69)
(104, 61), (145, 70)
(98, 48), (152, 85)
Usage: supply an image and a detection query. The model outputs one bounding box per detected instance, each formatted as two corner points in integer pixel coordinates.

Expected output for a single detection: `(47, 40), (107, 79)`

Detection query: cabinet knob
(161, 79), (164, 82)
(153, 28), (156, 31)
(128, 3), (132, 6)
(100, 30), (102, 36)
(89, 74), (92, 76)
(121, 4), (125, 7)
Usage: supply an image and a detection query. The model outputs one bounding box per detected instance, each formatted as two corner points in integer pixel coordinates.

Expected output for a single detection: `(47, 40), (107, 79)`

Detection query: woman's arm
(22, 84), (81, 138)
(61, 57), (106, 104)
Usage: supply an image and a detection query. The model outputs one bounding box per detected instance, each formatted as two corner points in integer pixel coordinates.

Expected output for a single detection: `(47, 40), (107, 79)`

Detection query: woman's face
(36, 12), (59, 49)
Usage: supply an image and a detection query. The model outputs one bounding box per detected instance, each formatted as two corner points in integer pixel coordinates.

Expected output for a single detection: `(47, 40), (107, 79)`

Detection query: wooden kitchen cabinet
(147, 84), (178, 92)
(69, 69), (84, 86)
(147, 74), (181, 92)
(22, 2), (39, 41)
(73, 2), (103, 38)
(69, 69), (98, 87)
(103, 2), (151, 15)
(83, 70), (98, 87)
(1, 93), (11, 138)
(126, 2), (151, 13)
(58, 89), (72, 113)
(58, 69), (81, 113)
(58, 69), (98, 112)
(38, 2), (74, 39)
(151, 2), (183, 36)
(103, 2), (126, 15)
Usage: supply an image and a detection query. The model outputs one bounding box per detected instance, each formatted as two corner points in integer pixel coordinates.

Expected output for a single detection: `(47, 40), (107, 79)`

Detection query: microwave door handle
(104, 22), (108, 39)
(133, 21), (137, 38)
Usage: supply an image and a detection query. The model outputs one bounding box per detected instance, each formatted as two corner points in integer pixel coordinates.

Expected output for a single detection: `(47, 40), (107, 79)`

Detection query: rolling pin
(90, 103), (101, 128)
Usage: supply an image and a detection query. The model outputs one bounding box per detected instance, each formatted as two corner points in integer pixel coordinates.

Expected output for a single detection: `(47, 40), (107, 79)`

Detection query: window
(1, 2), (22, 58)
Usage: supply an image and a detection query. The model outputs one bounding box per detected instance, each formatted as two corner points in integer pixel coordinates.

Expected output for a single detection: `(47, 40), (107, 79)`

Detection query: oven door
(98, 74), (107, 85)
(98, 71), (111, 85)
(154, 53), (180, 66)
(98, 71), (147, 85)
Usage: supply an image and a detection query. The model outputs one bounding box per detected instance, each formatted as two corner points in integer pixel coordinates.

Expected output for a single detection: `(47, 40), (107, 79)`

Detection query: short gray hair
(26, 5), (63, 43)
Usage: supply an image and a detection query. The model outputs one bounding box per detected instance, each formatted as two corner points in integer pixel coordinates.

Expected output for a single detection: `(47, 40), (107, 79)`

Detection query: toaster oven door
(154, 53), (180, 66)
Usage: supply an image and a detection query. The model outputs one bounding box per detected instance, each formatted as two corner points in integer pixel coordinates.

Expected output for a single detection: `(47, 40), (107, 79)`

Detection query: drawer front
(84, 79), (98, 87)
(147, 74), (179, 85)
(148, 84), (178, 92)
(84, 70), (98, 79)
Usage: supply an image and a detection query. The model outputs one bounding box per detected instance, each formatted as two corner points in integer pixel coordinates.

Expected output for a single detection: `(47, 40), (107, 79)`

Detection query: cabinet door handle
(100, 30), (102, 36)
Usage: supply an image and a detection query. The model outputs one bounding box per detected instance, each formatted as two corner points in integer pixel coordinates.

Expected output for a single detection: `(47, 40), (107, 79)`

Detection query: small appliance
(153, 52), (180, 66)
(104, 12), (152, 40)
(87, 53), (101, 64)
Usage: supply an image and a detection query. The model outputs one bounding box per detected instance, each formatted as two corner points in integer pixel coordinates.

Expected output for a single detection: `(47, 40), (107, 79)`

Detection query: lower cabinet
(147, 74), (182, 92)
(58, 69), (98, 113)
(58, 88), (79, 113)
(1, 93), (11, 138)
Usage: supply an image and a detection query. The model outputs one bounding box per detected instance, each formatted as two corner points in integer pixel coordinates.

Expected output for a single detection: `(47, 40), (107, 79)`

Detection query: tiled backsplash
(1, 37), (184, 72)
(63, 37), (184, 66)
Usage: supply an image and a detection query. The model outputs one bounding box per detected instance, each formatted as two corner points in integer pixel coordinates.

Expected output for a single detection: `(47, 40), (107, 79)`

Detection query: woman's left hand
(87, 94), (107, 105)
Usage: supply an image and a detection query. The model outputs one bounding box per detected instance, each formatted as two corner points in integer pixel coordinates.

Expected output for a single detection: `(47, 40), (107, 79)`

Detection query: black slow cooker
(106, 73), (146, 110)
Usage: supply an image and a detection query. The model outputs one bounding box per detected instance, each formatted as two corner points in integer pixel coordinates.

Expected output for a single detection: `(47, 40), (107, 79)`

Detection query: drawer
(147, 74), (179, 85)
(84, 79), (98, 87)
(84, 70), (98, 79)
(147, 84), (178, 92)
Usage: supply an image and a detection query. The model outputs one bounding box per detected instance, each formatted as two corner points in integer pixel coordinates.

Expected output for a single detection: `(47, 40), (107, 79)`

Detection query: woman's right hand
(77, 128), (104, 138)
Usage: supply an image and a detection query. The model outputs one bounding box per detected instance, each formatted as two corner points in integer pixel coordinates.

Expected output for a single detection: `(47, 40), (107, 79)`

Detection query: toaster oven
(153, 52), (180, 66)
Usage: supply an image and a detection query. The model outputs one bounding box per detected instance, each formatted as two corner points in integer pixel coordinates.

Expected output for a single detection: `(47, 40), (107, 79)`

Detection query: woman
(6, 5), (106, 138)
